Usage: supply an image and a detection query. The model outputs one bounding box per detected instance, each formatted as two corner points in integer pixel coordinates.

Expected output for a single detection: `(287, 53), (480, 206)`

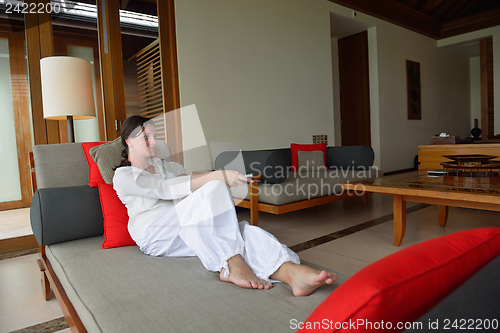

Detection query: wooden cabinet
(418, 144), (500, 170)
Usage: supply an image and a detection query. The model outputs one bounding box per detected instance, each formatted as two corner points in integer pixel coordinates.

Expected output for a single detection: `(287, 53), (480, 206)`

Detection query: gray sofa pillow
(297, 150), (326, 171)
(90, 137), (124, 184)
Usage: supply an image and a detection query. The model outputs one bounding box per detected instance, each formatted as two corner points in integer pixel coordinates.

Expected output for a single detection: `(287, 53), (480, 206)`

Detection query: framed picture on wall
(406, 60), (421, 120)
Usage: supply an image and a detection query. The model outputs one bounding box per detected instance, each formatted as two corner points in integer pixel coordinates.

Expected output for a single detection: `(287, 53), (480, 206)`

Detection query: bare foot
(220, 255), (273, 290)
(271, 262), (337, 297)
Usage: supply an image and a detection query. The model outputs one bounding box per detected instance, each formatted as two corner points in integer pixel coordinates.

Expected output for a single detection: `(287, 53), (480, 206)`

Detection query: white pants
(139, 180), (300, 282)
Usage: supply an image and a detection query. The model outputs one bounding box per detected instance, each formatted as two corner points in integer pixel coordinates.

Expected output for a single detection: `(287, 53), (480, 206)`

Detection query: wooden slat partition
(136, 40), (167, 141)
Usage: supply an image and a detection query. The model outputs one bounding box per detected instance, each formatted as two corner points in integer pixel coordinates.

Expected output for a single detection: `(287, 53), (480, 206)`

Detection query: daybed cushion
(98, 183), (135, 249)
(298, 151), (326, 171)
(291, 143), (327, 171)
(46, 236), (348, 333)
(326, 146), (374, 170)
(299, 228), (500, 333)
(215, 150), (289, 184)
(82, 142), (106, 188)
(89, 137), (124, 185)
(32, 143), (89, 188)
(30, 186), (104, 245)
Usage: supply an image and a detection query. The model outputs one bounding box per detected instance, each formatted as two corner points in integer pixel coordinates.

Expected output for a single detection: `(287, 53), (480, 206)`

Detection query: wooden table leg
(362, 193), (371, 205)
(438, 205), (449, 227)
(249, 179), (259, 226)
(393, 195), (406, 246)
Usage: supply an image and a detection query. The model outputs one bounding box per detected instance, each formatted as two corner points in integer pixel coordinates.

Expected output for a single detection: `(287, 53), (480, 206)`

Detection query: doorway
(338, 30), (371, 146)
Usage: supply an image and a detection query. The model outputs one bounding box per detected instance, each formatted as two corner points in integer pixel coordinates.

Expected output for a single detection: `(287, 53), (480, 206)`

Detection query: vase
(471, 118), (481, 139)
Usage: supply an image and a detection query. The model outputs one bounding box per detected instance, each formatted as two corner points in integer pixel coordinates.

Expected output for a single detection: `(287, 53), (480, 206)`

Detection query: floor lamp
(40, 56), (96, 143)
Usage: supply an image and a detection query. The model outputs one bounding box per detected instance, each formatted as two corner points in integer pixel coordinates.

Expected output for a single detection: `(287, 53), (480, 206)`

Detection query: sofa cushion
(298, 151), (326, 171)
(215, 150), (289, 184)
(30, 186), (104, 245)
(90, 137), (124, 185)
(291, 143), (327, 171)
(98, 183), (136, 249)
(46, 236), (348, 333)
(300, 228), (500, 333)
(33, 143), (89, 188)
(82, 142), (106, 188)
(326, 146), (374, 170)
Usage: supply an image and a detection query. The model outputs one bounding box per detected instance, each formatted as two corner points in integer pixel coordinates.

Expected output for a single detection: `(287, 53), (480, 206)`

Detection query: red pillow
(299, 228), (500, 332)
(291, 143), (327, 171)
(82, 142), (106, 188)
(98, 183), (136, 249)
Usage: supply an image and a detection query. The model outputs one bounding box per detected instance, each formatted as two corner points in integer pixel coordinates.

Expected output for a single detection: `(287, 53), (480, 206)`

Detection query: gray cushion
(326, 145), (374, 170)
(90, 137), (124, 184)
(46, 236), (349, 333)
(33, 143), (89, 188)
(30, 186), (104, 245)
(298, 150), (326, 171)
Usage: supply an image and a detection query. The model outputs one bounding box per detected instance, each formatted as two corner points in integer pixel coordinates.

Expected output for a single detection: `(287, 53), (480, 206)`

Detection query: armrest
(30, 185), (104, 246)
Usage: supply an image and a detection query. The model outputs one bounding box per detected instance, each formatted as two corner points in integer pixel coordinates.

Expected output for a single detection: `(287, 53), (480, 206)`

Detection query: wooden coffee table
(342, 170), (500, 246)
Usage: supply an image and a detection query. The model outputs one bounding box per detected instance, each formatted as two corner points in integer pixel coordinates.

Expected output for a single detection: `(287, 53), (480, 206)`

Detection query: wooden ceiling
(328, 0), (500, 39)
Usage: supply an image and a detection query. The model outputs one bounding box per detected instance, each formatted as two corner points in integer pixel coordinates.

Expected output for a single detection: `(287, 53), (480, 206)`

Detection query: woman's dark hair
(114, 115), (154, 169)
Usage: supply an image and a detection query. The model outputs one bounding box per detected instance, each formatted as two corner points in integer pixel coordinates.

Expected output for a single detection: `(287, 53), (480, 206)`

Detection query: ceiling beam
(327, 0), (441, 39)
(434, 0), (469, 21)
(441, 6), (500, 38)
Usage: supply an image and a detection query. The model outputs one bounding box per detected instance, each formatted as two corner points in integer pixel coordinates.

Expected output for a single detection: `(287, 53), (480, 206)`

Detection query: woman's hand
(220, 170), (252, 187)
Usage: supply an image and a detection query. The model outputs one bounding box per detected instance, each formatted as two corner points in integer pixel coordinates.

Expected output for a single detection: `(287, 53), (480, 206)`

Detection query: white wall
(175, 0), (334, 152)
(175, 0), (472, 173)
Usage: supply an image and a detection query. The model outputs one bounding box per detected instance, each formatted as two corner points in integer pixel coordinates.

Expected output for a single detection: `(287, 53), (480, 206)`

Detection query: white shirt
(113, 157), (192, 244)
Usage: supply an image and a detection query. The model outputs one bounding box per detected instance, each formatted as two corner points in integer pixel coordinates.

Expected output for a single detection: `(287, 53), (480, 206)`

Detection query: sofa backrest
(32, 143), (89, 189)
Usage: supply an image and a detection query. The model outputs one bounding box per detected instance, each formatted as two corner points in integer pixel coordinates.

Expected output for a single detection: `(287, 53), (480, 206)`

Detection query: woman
(113, 115), (336, 296)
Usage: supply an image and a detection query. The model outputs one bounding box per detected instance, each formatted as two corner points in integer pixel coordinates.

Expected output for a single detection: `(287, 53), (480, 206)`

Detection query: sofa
(29, 142), (500, 333)
(215, 145), (379, 225)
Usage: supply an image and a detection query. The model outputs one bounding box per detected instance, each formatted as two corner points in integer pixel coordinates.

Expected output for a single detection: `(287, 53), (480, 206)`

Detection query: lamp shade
(40, 56), (96, 120)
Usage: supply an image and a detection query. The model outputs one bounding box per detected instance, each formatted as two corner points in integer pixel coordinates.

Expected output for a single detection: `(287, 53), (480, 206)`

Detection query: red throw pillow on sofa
(291, 143), (327, 171)
(299, 227), (500, 332)
(98, 183), (136, 249)
(82, 142), (106, 188)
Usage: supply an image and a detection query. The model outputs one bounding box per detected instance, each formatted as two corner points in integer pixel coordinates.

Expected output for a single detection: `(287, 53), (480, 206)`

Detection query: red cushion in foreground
(291, 143), (327, 171)
(299, 228), (500, 332)
(98, 183), (136, 249)
(82, 142), (106, 188)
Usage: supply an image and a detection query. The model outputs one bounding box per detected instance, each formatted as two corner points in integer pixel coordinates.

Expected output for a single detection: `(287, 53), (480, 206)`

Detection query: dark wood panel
(338, 31), (371, 147)
(157, 0), (183, 164)
(97, 0), (127, 141)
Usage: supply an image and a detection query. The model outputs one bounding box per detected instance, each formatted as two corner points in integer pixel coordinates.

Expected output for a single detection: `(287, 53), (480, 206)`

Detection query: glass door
(0, 32), (33, 211)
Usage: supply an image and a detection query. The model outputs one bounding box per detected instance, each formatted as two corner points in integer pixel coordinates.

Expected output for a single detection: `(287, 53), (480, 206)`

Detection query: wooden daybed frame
(30, 151), (88, 332)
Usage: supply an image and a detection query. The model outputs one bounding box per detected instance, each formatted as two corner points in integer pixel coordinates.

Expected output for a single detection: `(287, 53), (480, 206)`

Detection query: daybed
(29, 141), (345, 333)
(215, 145), (379, 225)
(30, 142), (500, 333)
